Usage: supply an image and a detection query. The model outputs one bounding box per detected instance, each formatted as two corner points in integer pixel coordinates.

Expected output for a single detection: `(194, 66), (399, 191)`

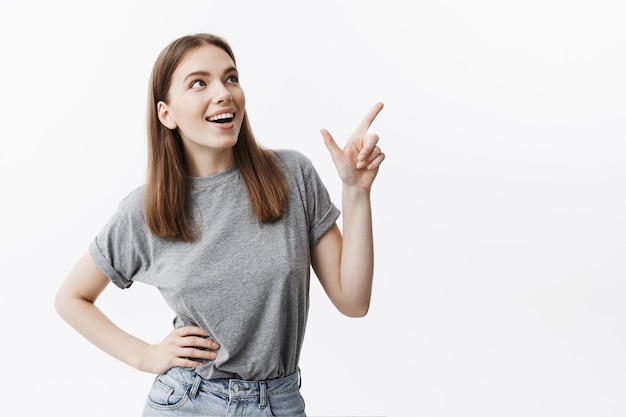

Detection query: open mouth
(206, 112), (235, 124)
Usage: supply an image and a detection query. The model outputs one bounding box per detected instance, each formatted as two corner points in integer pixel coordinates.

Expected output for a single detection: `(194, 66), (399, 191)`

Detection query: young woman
(55, 33), (384, 417)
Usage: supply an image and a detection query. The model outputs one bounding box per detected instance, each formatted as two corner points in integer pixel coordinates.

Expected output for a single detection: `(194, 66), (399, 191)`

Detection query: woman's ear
(157, 101), (177, 130)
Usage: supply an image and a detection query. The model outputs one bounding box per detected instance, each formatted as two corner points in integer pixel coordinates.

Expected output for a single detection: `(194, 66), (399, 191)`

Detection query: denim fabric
(142, 367), (306, 417)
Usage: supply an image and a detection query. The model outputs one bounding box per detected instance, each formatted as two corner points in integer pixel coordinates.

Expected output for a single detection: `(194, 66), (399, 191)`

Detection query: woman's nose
(211, 82), (232, 104)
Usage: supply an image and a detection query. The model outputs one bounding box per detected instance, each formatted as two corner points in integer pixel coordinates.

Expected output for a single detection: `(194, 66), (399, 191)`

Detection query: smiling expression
(157, 44), (246, 168)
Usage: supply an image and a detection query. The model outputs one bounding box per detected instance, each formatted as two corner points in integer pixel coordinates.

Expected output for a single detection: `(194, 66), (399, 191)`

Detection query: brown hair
(144, 33), (288, 241)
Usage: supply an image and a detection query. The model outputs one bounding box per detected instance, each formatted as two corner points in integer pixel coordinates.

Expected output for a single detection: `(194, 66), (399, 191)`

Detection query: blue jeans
(142, 367), (306, 417)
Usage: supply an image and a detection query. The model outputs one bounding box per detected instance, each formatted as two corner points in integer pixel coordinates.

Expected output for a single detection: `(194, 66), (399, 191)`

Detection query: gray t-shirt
(89, 149), (340, 381)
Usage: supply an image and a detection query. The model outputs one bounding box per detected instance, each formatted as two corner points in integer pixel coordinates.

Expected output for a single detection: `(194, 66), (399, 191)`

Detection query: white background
(1, 1), (625, 416)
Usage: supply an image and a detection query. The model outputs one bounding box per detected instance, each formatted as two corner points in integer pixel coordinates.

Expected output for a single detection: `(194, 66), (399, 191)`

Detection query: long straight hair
(145, 34), (288, 241)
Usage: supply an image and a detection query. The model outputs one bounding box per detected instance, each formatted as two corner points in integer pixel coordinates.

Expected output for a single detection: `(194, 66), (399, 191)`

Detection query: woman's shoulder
(272, 148), (314, 173)
(95, 184), (148, 240)
(115, 184), (147, 215)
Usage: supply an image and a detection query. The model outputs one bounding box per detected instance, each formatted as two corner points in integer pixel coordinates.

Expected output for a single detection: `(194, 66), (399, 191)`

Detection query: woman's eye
(191, 79), (206, 88)
(226, 75), (239, 84)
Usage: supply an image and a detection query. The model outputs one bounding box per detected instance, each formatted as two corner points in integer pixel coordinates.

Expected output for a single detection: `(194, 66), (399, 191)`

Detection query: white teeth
(207, 112), (234, 122)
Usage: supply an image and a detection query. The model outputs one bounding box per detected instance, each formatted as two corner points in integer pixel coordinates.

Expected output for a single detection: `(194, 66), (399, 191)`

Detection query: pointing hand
(320, 102), (385, 189)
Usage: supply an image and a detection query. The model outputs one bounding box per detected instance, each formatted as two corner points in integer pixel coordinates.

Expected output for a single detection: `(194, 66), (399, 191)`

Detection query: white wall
(1, 1), (625, 416)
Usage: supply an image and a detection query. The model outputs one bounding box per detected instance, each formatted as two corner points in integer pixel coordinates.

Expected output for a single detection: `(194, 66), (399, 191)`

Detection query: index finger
(353, 102), (384, 136)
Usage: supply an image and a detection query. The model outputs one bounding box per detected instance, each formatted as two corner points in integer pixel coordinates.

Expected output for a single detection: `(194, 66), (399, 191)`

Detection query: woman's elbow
(339, 303), (370, 318)
(54, 288), (71, 319)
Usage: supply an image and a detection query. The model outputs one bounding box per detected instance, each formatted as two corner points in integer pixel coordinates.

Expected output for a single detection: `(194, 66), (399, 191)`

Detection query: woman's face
(158, 44), (246, 159)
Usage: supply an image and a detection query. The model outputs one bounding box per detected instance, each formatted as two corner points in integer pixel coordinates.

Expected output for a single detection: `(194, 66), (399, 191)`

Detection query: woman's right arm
(54, 252), (219, 374)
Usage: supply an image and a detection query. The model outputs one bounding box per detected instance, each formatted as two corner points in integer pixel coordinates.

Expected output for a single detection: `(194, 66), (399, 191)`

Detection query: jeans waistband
(164, 366), (301, 403)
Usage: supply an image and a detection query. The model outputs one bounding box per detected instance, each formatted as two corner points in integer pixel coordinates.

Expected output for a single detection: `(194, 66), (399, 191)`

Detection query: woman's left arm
(311, 102), (385, 317)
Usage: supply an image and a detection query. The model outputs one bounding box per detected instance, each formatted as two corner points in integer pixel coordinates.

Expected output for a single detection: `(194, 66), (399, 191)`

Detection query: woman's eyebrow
(183, 67), (238, 82)
(184, 71), (210, 82)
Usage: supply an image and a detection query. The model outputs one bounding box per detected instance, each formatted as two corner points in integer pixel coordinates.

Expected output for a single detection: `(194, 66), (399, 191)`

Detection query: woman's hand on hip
(140, 326), (219, 374)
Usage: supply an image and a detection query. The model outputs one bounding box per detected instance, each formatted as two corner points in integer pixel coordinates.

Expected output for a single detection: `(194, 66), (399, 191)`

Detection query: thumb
(320, 129), (342, 159)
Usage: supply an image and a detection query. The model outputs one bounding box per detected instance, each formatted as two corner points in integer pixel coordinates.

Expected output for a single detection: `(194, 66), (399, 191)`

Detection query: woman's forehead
(176, 44), (236, 75)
